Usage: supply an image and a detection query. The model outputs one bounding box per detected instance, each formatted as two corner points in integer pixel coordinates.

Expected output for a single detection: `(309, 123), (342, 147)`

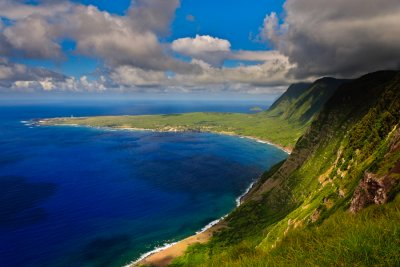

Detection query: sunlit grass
(171, 196), (400, 266)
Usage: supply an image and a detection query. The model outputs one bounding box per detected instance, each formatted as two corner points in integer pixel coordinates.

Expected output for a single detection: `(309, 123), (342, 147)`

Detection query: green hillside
(42, 71), (400, 266)
(170, 70), (400, 266)
(267, 78), (348, 123)
(41, 78), (344, 151)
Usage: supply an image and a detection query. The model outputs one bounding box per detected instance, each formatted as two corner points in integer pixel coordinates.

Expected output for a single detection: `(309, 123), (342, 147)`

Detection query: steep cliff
(171, 71), (400, 266)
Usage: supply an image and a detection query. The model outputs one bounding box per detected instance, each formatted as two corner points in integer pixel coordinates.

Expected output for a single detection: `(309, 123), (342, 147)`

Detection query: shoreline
(131, 223), (226, 267)
(36, 119), (292, 154)
(113, 126), (292, 154)
(128, 179), (258, 267)
(35, 119), (291, 266)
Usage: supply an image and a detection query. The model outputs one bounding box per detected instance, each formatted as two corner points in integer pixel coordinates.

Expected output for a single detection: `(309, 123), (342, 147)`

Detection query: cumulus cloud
(171, 35), (231, 66)
(10, 73), (112, 93)
(0, 57), (114, 92)
(260, 0), (400, 78)
(59, 5), (167, 70)
(172, 35), (231, 55)
(175, 57), (294, 87)
(259, 12), (283, 46)
(0, 55), (293, 94)
(4, 14), (62, 59)
(0, 0), (190, 72)
(169, 35), (293, 86)
(0, 58), (69, 91)
(110, 54), (294, 90)
(0, 0), (296, 94)
(8, 0), (399, 94)
(0, 58), (65, 82)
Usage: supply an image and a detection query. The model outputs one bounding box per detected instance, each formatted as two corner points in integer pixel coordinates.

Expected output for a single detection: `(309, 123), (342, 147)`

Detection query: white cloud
(172, 35), (231, 55)
(4, 14), (62, 59)
(0, 58), (65, 84)
(0, 58), (111, 92)
(171, 35), (233, 66)
(176, 57), (294, 87)
(0, 0), (189, 73)
(0, 1), (297, 94)
(0, 54), (293, 94)
(38, 78), (55, 91)
(59, 5), (167, 69)
(110, 66), (167, 87)
(108, 53), (294, 91)
(10, 73), (110, 92)
(259, 12), (282, 46)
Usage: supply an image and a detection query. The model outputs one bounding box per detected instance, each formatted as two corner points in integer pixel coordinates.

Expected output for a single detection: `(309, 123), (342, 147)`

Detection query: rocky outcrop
(350, 127), (400, 213)
(349, 172), (397, 213)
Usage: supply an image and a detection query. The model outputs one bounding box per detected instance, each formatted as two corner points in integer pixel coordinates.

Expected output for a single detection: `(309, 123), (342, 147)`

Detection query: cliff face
(252, 70), (400, 249)
(350, 127), (400, 213)
(244, 77), (350, 202)
(173, 70), (400, 266)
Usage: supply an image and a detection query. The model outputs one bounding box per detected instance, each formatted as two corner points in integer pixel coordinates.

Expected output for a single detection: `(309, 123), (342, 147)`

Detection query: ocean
(0, 99), (288, 267)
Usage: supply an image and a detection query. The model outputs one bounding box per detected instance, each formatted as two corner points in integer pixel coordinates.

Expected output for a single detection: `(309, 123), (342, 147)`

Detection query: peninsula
(40, 77), (344, 153)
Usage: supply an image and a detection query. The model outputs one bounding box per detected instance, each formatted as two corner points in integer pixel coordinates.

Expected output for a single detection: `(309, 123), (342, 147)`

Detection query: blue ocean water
(0, 99), (288, 267)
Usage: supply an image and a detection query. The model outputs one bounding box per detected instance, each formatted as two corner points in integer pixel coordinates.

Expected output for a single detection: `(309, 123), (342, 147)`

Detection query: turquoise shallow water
(0, 100), (288, 267)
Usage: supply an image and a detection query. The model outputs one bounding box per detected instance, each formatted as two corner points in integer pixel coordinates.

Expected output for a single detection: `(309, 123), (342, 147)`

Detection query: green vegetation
(43, 77), (345, 151)
(171, 195), (400, 266)
(268, 78), (346, 123)
(44, 71), (400, 266)
(45, 112), (304, 150)
(168, 70), (400, 266)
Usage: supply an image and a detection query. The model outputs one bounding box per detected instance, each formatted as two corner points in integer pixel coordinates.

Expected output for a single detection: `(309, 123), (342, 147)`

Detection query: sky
(0, 0), (399, 98)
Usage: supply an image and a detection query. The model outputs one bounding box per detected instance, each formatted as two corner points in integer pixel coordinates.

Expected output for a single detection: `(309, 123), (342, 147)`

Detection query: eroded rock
(350, 172), (397, 213)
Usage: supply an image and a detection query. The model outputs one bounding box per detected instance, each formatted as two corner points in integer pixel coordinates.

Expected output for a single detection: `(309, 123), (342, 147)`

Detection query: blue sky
(16, 0), (285, 78)
(0, 0), (398, 96)
(169, 0), (284, 50)
(72, 0), (284, 51)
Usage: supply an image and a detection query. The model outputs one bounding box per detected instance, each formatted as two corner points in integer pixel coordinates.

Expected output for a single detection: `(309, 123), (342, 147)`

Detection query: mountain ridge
(170, 70), (400, 266)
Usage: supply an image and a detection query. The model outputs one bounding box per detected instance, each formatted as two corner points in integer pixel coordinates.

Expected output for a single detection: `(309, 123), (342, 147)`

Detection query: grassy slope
(43, 78), (345, 151)
(169, 71), (400, 266)
(172, 196), (400, 266)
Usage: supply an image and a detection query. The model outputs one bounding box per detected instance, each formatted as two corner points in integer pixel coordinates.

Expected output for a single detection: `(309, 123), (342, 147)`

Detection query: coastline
(113, 126), (292, 154)
(37, 119), (292, 154)
(36, 119), (291, 266)
(129, 179), (258, 267)
(131, 223), (226, 267)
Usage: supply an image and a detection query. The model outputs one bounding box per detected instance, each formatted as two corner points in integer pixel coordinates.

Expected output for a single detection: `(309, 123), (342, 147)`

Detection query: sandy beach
(132, 223), (226, 267)
(130, 170), (259, 266)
